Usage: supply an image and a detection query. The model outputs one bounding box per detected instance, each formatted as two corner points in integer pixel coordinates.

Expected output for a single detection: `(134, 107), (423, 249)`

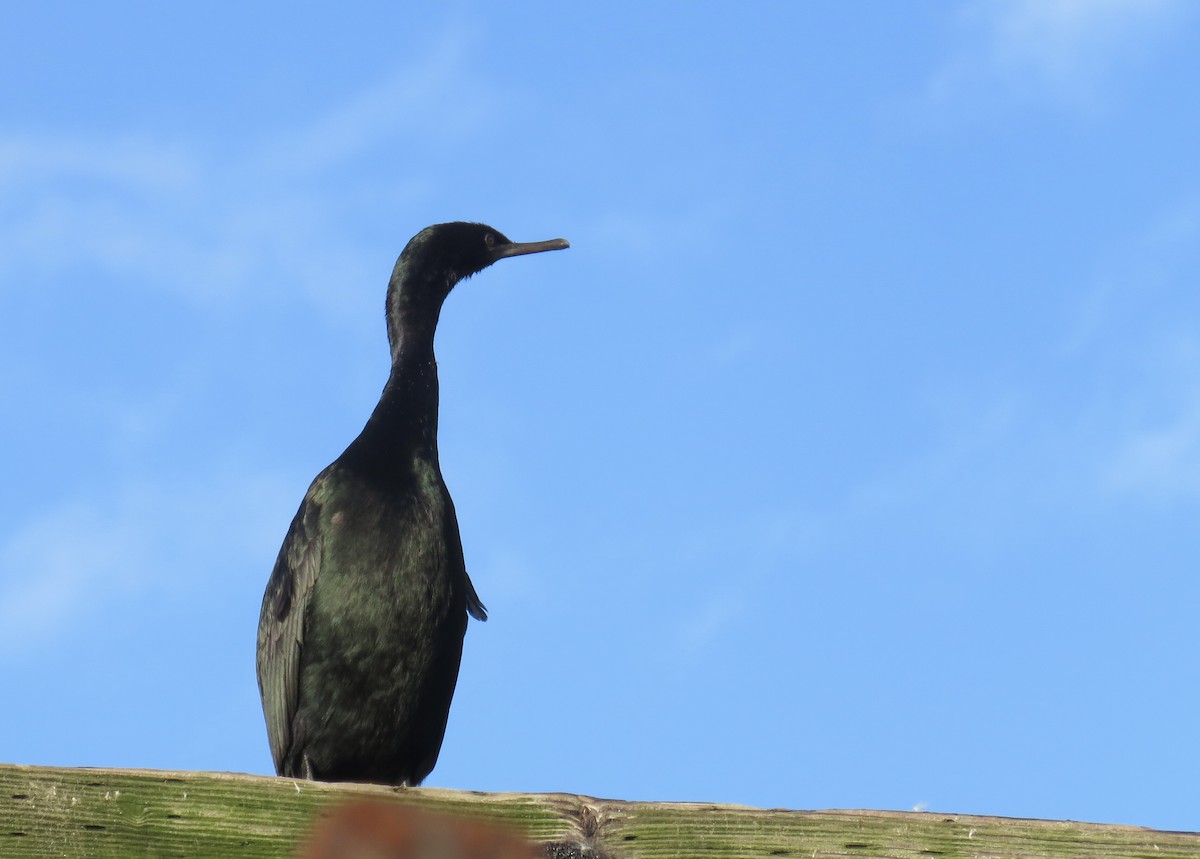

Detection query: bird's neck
(385, 263), (452, 366)
(340, 265), (456, 472)
(359, 338), (441, 463)
(343, 299), (446, 473)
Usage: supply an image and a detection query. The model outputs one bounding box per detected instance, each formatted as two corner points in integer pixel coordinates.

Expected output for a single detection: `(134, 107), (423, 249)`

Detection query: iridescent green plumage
(256, 222), (567, 785)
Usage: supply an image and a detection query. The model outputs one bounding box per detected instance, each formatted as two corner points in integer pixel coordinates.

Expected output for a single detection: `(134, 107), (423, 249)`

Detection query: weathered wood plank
(1, 763), (1197, 859)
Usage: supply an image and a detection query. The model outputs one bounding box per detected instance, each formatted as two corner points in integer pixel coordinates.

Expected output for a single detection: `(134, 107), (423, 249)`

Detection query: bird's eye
(484, 233), (496, 248)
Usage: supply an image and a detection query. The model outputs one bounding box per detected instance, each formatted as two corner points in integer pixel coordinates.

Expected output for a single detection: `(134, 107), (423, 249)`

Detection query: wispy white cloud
(0, 472), (295, 656)
(1057, 198), (1200, 501)
(687, 191), (1200, 579)
(1105, 396), (1200, 499)
(0, 31), (509, 653)
(673, 590), (746, 656)
(1063, 199), (1200, 354)
(828, 391), (1053, 553)
(0, 500), (151, 648)
(0, 136), (199, 191)
(265, 32), (493, 175)
(0, 31), (489, 316)
(0, 133), (365, 313)
(920, 0), (1187, 113)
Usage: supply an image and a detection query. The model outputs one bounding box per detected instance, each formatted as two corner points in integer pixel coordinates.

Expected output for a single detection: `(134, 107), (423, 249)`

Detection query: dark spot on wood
(622, 834), (637, 841)
(83, 824), (106, 831)
(542, 843), (605, 859)
(921, 850), (945, 855)
(843, 843), (870, 850)
(8, 832), (26, 838)
(542, 844), (577, 859)
(770, 851), (793, 856)
(165, 814), (182, 820)
(10, 794), (29, 801)
(85, 782), (103, 787)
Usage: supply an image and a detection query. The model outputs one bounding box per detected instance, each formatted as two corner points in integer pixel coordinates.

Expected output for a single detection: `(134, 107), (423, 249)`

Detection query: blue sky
(2, 0), (1199, 833)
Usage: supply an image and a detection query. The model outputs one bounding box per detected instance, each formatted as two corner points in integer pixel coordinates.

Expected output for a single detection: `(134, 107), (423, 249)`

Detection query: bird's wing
(256, 491), (323, 775)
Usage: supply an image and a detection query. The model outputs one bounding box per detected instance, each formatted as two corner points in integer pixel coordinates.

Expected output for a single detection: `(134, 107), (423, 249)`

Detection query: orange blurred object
(298, 801), (543, 859)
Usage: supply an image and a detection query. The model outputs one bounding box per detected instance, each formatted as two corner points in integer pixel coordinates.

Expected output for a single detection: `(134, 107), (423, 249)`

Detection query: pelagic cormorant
(257, 222), (569, 786)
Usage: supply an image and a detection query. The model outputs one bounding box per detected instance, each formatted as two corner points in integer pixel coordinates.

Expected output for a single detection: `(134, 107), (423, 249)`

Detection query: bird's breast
(315, 462), (458, 624)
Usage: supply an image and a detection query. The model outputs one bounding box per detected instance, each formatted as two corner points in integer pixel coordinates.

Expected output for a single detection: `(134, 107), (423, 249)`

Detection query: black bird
(257, 222), (569, 786)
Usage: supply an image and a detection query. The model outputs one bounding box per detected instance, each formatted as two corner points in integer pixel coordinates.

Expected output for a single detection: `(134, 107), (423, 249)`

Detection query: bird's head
(385, 222), (568, 355)
(400, 222), (569, 290)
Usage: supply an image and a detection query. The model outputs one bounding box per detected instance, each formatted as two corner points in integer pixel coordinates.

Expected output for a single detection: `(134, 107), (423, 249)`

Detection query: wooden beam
(1, 763), (1196, 858)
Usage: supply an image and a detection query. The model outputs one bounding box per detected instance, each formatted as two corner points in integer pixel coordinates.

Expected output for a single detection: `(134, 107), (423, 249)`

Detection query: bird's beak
(492, 237), (570, 260)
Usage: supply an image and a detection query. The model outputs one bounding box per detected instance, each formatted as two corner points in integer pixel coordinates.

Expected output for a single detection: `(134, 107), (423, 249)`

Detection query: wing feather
(256, 491), (323, 775)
